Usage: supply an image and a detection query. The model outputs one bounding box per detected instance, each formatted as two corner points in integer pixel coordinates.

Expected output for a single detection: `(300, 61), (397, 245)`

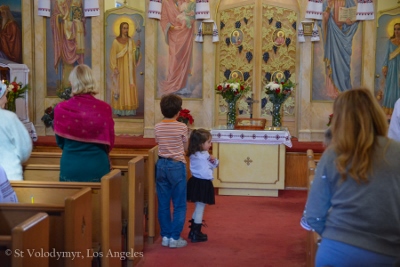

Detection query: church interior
(1, 0), (400, 266)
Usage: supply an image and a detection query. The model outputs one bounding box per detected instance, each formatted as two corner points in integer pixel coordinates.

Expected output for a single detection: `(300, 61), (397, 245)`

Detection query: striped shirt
(155, 119), (188, 163)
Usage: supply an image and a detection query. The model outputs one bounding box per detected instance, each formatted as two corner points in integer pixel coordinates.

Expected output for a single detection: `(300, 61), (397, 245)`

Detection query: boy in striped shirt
(155, 94), (189, 248)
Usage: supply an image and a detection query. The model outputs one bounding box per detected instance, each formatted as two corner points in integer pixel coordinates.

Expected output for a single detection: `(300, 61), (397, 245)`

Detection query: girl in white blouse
(186, 129), (219, 243)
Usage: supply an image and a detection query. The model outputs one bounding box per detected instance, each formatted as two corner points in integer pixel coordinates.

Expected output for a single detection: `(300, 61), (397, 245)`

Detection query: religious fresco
(260, 4), (297, 118)
(156, 0), (203, 99)
(230, 29), (244, 46)
(0, 0), (22, 64)
(311, 0), (362, 102)
(374, 10), (400, 117)
(217, 4), (297, 119)
(105, 7), (145, 118)
(46, 0), (92, 97)
(218, 5), (255, 116)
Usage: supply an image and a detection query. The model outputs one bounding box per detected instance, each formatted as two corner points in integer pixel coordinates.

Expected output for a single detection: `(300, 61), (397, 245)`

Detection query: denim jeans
(156, 158), (187, 240)
(316, 238), (398, 267)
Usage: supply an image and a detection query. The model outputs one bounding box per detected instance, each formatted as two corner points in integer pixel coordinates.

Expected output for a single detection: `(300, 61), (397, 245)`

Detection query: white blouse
(189, 151), (219, 180)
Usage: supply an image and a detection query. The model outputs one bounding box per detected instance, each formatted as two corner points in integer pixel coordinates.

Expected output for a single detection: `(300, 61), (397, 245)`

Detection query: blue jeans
(156, 158), (187, 240)
(316, 238), (398, 267)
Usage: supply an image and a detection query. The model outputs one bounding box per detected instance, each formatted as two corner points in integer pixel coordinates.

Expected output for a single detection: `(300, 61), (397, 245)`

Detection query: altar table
(211, 127), (292, 197)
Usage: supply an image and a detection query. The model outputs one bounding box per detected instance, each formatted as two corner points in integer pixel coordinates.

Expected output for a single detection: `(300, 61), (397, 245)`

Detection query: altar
(211, 127), (292, 197)
(0, 58), (37, 141)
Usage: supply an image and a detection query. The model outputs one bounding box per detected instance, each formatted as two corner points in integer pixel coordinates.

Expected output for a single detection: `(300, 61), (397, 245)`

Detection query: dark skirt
(187, 176), (215, 205)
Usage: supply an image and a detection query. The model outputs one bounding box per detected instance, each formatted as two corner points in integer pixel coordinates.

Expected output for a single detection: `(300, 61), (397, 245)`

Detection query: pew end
(12, 212), (50, 267)
(64, 187), (93, 267)
(126, 156), (145, 265)
(100, 169), (122, 267)
(0, 212), (50, 267)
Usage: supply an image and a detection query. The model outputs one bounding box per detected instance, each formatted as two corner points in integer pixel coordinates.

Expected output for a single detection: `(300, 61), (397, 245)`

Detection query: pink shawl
(54, 94), (115, 151)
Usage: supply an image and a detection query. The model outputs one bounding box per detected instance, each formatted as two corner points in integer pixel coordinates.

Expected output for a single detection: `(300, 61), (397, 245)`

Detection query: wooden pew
(0, 212), (49, 267)
(0, 187), (92, 267)
(305, 172), (322, 267)
(23, 148), (159, 244)
(306, 149), (314, 160)
(126, 157), (145, 266)
(307, 159), (316, 178)
(100, 170), (122, 267)
(11, 170), (123, 267)
(146, 146), (159, 244)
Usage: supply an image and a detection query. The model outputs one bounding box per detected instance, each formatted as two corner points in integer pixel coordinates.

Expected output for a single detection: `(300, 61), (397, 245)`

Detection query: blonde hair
(331, 88), (388, 183)
(69, 64), (98, 95)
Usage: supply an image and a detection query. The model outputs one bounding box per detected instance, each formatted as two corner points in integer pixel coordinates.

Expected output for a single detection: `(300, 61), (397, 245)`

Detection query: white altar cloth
(211, 126), (292, 147)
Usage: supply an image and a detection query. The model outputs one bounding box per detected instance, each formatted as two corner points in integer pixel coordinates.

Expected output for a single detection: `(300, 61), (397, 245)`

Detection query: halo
(272, 30), (285, 43)
(113, 16), (135, 37)
(386, 18), (400, 37)
(229, 70), (244, 81)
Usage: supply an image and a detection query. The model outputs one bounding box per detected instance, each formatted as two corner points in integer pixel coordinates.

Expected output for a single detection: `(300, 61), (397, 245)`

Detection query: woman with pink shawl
(54, 65), (115, 182)
(160, 0), (195, 94)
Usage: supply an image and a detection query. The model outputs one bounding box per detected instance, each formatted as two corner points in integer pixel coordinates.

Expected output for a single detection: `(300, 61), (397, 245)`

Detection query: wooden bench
(285, 142), (323, 189)
(0, 187), (92, 267)
(23, 148), (159, 244)
(0, 212), (49, 267)
(22, 154), (149, 265)
(11, 170), (123, 267)
(305, 151), (322, 267)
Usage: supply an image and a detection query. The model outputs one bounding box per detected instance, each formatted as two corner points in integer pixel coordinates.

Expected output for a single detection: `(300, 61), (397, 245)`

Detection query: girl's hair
(69, 64), (98, 96)
(331, 88), (388, 183)
(187, 129), (212, 156)
(390, 23), (400, 39)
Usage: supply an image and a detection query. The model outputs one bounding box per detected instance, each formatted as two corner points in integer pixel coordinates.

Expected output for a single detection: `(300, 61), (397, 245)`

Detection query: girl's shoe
(191, 223), (208, 243)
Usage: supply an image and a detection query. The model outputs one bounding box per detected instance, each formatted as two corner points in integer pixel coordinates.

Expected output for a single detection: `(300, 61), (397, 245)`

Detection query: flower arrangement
(177, 108), (194, 125)
(215, 79), (251, 102)
(41, 87), (72, 128)
(264, 77), (294, 104)
(2, 78), (29, 112)
(264, 77), (295, 127)
(41, 106), (55, 128)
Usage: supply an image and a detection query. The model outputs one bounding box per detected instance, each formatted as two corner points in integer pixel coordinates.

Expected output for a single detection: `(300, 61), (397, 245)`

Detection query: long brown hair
(187, 129), (211, 157)
(331, 88), (388, 182)
(118, 22), (130, 38)
(390, 23), (400, 39)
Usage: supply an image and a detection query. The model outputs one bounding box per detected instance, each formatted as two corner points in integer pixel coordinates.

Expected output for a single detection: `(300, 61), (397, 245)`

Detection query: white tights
(192, 202), (206, 224)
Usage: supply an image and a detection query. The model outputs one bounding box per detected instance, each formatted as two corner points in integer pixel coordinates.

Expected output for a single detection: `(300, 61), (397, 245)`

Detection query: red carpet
(136, 190), (307, 267)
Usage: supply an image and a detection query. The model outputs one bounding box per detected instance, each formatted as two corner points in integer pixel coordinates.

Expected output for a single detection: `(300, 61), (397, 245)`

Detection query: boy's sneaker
(169, 237), (187, 248)
(161, 236), (170, 247)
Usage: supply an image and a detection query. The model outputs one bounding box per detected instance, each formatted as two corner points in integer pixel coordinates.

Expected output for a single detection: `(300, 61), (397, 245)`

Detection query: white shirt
(0, 109), (32, 180)
(0, 165), (18, 203)
(388, 98), (400, 142)
(189, 151), (219, 180)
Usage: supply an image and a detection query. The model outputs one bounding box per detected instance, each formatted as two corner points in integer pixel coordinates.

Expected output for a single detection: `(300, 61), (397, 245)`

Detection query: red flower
(45, 106), (53, 114)
(177, 108), (194, 125)
(11, 82), (19, 92)
(217, 85), (223, 91)
(276, 89), (280, 94)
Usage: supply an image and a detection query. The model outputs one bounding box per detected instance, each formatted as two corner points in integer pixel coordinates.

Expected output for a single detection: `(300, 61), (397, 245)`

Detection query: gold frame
(302, 21), (314, 36)
(202, 21), (214, 35)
